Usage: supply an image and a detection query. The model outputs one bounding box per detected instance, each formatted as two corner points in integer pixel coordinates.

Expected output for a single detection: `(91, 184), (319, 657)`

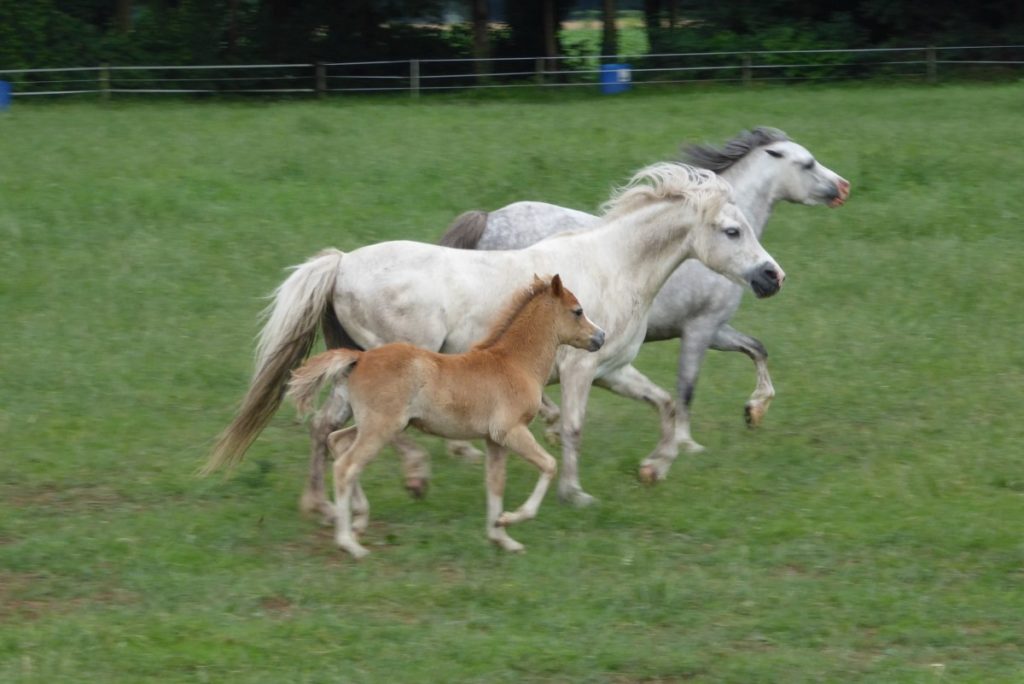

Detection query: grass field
(2, 83), (1023, 682)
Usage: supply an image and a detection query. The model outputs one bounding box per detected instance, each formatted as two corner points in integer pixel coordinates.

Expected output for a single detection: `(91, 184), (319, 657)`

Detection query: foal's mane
(472, 278), (552, 351)
(681, 127), (791, 174)
(599, 162), (731, 222)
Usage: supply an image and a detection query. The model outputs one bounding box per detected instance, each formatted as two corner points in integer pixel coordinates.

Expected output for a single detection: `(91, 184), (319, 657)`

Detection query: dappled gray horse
(440, 128), (849, 466)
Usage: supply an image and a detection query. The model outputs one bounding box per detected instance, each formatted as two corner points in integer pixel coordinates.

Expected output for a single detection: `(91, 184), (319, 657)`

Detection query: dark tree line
(1, 0), (1021, 70)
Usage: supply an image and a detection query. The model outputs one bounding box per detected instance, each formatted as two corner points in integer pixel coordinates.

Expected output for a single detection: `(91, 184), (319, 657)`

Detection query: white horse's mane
(599, 162), (732, 223)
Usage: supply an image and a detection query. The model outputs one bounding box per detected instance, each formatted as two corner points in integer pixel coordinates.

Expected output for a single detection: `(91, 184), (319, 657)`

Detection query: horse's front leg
(595, 364), (677, 484)
(495, 424), (557, 527)
(301, 387), (352, 524)
(674, 320), (717, 454)
(483, 439), (524, 553)
(556, 358), (599, 507)
(538, 394), (562, 446)
(710, 323), (774, 428)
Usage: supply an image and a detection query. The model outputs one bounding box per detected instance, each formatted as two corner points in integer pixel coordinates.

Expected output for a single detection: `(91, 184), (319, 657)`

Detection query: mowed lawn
(2, 83), (1023, 682)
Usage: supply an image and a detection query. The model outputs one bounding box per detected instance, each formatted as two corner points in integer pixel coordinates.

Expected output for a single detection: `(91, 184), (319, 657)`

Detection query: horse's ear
(551, 274), (563, 296)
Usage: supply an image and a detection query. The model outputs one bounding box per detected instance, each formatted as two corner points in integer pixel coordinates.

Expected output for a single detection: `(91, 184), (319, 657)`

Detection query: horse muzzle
(588, 328), (606, 352)
(750, 263), (785, 299)
(828, 178), (851, 207)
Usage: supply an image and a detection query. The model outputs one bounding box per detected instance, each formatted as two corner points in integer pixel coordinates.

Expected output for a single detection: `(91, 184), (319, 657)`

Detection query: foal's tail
(438, 210), (489, 249)
(286, 349), (361, 418)
(203, 248), (346, 475)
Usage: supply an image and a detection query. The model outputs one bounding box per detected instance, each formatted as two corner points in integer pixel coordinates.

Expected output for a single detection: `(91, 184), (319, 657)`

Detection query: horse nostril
(763, 267), (780, 283)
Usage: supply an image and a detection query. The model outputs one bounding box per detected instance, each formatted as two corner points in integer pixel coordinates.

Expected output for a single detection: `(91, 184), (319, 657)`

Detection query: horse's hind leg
(301, 387), (352, 524)
(483, 439), (524, 553)
(392, 434), (432, 499)
(446, 439), (484, 463)
(710, 324), (773, 428)
(595, 364), (678, 484)
(495, 425), (557, 528)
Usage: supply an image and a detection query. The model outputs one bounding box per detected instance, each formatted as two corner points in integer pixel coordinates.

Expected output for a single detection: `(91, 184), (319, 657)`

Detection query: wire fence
(1, 45), (1022, 99)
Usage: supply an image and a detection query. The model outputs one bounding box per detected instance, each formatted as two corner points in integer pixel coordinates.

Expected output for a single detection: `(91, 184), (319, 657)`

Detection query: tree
(470, 0), (490, 75)
(601, 0), (617, 60)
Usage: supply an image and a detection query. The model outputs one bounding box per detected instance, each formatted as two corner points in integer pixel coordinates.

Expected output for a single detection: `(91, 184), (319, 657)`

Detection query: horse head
(753, 137), (850, 208)
(693, 202), (786, 299)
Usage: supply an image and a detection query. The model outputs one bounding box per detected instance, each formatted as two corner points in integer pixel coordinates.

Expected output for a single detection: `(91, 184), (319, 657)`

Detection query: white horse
(207, 163), (786, 512)
(440, 128), (849, 457)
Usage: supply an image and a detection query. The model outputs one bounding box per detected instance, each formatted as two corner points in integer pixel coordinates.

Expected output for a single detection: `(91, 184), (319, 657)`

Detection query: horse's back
(478, 202), (599, 251)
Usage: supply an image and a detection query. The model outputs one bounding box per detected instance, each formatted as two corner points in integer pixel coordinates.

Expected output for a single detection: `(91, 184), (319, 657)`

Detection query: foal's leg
(332, 426), (393, 560)
(301, 388), (353, 523)
(595, 364), (678, 484)
(555, 357), (599, 506)
(673, 319), (718, 454)
(495, 424), (558, 526)
(710, 323), (774, 428)
(483, 440), (524, 553)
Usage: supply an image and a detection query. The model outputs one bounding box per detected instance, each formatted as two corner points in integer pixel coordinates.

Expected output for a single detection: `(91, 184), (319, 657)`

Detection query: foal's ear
(551, 274), (563, 296)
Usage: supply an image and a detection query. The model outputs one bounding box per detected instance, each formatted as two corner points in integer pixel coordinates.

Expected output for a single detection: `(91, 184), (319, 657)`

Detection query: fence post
(315, 62), (326, 98)
(926, 46), (937, 84)
(742, 54), (752, 86)
(99, 63), (110, 100)
(410, 59), (420, 98)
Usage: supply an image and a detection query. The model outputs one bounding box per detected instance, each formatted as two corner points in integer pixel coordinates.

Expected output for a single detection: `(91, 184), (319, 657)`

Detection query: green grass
(2, 83), (1024, 682)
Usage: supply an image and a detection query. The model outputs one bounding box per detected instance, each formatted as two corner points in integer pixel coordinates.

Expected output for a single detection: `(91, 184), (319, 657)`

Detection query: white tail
(203, 248), (345, 474)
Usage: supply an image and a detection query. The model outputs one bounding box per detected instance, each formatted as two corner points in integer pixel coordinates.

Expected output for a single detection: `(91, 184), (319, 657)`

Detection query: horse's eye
(573, 307), (583, 317)
(802, 159), (815, 170)
(724, 227), (741, 239)
(766, 149), (784, 158)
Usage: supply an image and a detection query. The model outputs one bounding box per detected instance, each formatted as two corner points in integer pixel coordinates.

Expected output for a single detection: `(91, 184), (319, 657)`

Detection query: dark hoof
(405, 477), (429, 500)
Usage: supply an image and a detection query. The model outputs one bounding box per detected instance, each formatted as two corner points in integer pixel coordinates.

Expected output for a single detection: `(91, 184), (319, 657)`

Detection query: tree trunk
(115, 0), (132, 33)
(601, 0), (617, 61)
(542, 0), (558, 72)
(471, 0), (490, 77)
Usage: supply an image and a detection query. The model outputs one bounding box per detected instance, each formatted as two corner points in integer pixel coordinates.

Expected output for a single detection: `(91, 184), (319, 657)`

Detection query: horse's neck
(487, 303), (561, 383)
(721, 158), (779, 238)
(591, 203), (695, 303)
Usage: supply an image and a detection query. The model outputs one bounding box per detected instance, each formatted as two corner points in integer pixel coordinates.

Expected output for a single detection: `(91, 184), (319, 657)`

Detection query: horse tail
(286, 349), (361, 417)
(202, 248), (345, 475)
(438, 210), (489, 249)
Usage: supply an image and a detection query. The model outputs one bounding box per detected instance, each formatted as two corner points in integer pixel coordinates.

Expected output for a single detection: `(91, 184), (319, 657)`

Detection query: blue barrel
(599, 63), (631, 94)
(0, 81), (10, 110)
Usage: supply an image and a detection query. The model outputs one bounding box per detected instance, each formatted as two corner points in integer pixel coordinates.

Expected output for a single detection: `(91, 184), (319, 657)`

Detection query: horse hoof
(638, 465), (659, 485)
(558, 488), (597, 507)
(404, 477), (429, 500)
(543, 428), (562, 447)
(745, 403), (766, 428)
(338, 539), (370, 560)
(679, 439), (706, 454)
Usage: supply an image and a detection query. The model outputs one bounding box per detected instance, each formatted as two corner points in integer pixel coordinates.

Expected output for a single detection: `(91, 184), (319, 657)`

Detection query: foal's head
(543, 274), (605, 352)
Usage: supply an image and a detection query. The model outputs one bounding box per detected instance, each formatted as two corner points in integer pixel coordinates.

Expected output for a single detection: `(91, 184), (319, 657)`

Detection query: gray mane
(681, 127), (791, 174)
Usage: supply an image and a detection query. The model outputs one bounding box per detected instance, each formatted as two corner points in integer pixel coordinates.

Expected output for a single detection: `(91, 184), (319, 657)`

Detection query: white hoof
(558, 486), (597, 507)
(337, 536), (370, 560)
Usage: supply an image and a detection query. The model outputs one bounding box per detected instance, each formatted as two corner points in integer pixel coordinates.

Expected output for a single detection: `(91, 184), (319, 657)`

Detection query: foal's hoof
(745, 402), (767, 428)
(543, 427), (562, 447)
(404, 477), (429, 500)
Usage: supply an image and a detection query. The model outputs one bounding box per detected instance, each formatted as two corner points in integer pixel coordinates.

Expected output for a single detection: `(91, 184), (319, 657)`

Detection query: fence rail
(2, 45), (1022, 99)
